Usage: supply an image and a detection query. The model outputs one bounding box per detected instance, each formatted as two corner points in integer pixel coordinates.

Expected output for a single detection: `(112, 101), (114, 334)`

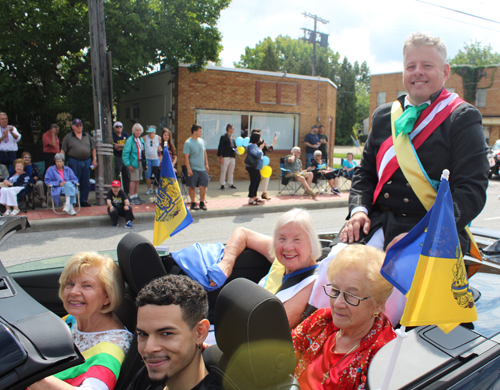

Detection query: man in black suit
(216, 124), (236, 190)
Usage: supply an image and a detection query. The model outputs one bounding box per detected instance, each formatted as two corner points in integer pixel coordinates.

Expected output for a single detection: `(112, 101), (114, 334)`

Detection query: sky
(216, 0), (500, 75)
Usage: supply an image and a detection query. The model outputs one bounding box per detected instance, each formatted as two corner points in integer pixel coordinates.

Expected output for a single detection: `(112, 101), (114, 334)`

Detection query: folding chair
(179, 165), (212, 203)
(47, 183), (81, 214)
(338, 158), (353, 191)
(310, 158), (331, 194)
(277, 156), (301, 195)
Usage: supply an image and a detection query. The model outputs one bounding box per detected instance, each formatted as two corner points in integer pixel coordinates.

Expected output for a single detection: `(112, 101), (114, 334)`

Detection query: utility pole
(88, 0), (114, 205)
(301, 12), (329, 77)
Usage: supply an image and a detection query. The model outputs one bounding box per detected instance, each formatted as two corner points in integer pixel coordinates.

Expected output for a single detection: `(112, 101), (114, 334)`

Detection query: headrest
(214, 278), (295, 388)
(117, 232), (167, 295)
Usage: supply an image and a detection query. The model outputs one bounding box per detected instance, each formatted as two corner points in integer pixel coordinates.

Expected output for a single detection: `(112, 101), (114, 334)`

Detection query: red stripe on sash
(372, 90), (464, 203)
(64, 365), (117, 390)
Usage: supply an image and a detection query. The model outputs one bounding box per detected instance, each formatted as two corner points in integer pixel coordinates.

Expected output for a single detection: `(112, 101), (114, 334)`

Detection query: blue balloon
(262, 156), (270, 167)
(243, 137), (250, 147)
(235, 137), (244, 147)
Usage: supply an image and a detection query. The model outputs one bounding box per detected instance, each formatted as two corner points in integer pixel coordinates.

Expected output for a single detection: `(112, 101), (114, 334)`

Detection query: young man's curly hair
(136, 275), (208, 329)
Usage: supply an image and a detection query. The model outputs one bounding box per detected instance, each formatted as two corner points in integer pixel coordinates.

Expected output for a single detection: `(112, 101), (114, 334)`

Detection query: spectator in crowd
(22, 151), (47, 207)
(309, 150), (341, 195)
(246, 132), (264, 206)
(61, 118), (96, 207)
(123, 123), (146, 205)
(317, 124), (328, 163)
(143, 125), (161, 195)
(183, 124), (209, 211)
(128, 275), (221, 390)
(106, 180), (134, 228)
(342, 151), (357, 179)
(113, 121), (130, 196)
(252, 129), (277, 200)
(304, 125), (320, 169)
(0, 112), (21, 171)
(0, 164), (8, 181)
(0, 158), (29, 216)
(45, 153), (79, 216)
(284, 146), (317, 199)
(217, 124), (237, 190)
(42, 124), (60, 171)
(159, 128), (177, 172)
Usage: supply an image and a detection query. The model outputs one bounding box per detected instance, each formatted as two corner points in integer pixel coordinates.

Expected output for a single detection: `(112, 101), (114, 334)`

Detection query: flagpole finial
(441, 169), (450, 181)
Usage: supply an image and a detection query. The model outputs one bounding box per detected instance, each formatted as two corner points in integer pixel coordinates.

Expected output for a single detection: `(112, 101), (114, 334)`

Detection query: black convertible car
(2, 216), (500, 390)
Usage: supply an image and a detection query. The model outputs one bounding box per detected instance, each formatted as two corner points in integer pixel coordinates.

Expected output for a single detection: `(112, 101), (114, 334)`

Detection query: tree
(449, 40), (500, 104)
(354, 60), (371, 128)
(336, 57), (357, 145)
(0, 0), (230, 142)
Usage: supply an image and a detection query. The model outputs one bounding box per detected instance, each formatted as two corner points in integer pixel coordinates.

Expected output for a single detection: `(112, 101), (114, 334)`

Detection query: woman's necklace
(321, 331), (360, 385)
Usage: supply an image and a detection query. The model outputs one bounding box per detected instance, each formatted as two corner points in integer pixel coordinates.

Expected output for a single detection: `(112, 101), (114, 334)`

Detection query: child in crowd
(106, 180), (134, 228)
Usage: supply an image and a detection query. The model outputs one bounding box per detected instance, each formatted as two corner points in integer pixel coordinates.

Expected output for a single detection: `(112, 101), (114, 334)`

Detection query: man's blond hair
(403, 32), (447, 65)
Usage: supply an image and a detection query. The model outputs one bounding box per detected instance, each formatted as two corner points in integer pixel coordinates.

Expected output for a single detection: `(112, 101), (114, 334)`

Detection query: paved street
(1, 176), (499, 268)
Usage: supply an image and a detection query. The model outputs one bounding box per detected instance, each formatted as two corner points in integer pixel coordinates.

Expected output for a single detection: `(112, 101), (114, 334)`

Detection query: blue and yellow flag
(153, 150), (193, 246)
(381, 172), (477, 333)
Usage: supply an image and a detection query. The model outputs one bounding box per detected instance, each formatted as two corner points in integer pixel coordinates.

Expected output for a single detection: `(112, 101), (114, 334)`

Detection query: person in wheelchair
(284, 146), (317, 199)
(0, 158), (30, 216)
(308, 150), (341, 195)
(29, 252), (133, 390)
(128, 275), (222, 390)
(214, 208), (322, 329)
(45, 153), (79, 216)
(292, 245), (395, 390)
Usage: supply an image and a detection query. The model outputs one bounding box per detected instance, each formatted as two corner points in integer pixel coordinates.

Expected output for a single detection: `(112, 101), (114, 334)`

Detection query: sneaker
(130, 198), (141, 205)
(41, 201), (48, 208)
(112, 222), (119, 227)
(138, 196), (146, 204)
(261, 193), (271, 200)
(63, 204), (71, 214)
(81, 201), (91, 207)
(199, 202), (207, 211)
(229, 185), (237, 189)
(68, 206), (77, 215)
(3, 209), (11, 217)
(10, 209), (20, 216)
(220, 185), (225, 190)
(332, 188), (341, 196)
(190, 202), (199, 210)
(125, 221), (134, 229)
(146, 188), (153, 195)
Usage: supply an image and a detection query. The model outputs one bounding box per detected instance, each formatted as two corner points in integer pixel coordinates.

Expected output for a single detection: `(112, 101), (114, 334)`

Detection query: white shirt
(0, 126), (21, 151)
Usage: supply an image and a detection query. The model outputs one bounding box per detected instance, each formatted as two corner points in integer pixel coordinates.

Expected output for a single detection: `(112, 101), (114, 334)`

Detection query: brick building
(117, 65), (337, 180)
(369, 68), (500, 145)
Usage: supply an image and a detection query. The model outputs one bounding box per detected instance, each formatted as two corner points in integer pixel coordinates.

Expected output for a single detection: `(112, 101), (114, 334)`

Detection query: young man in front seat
(126, 275), (222, 390)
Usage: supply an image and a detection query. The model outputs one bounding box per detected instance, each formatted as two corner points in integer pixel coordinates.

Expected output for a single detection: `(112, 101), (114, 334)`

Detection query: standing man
(183, 124), (209, 211)
(217, 124), (236, 190)
(317, 124), (328, 164)
(0, 112), (21, 170)
(61, 118), (96, 207)
(123, 123), (146, 205)
(113, 121), (130, 196)
(303, 125), (320, 169)
(127, 275), (221, 390)
(42, 124), (60, 171)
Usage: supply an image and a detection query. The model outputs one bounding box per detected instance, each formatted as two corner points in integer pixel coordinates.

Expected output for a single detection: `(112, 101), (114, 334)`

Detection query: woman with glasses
(292, 245), (395, 390)
(142, 125), (161, 195)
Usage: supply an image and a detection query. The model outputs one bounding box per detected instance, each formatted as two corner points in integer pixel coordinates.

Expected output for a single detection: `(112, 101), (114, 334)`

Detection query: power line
(415, 0), (500, 25)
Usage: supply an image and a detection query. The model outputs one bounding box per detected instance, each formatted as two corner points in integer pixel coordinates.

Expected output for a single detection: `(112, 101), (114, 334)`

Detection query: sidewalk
(24, 178), (351, 232)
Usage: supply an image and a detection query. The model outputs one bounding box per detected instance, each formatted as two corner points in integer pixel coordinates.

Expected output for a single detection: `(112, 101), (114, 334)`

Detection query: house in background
(369, 67), (500, 145)
(117, 65), (337, 180)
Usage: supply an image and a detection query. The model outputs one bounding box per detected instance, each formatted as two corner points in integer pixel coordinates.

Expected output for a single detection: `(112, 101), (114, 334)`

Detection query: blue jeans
(61, 182), (77, 205)
(68, 157), (91, 202)
(305, 152), (314, 169)
(145, 158), (160, 179)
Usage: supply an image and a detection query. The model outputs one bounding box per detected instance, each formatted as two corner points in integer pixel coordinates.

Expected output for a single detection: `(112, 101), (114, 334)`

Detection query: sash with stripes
(54, 341), (126, 390)
(373, 89), (464, 203)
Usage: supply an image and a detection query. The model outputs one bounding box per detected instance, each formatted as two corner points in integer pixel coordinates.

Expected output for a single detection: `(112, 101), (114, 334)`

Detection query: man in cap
(61, 118), (97, 207)
(106, 179), (134, 228)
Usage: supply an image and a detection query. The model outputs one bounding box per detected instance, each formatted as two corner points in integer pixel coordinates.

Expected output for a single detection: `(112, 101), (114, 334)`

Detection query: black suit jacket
(217, 133), (235, 158)
(348, 90), (489, 250)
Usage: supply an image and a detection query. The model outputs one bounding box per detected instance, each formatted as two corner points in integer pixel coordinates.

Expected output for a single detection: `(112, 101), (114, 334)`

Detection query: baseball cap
(311, 125), (318, 130)
(111, 180), (121, 187)
(113, 121), (123, 128)
(72, 118), (83, 126)
(147, 126), (156, 133)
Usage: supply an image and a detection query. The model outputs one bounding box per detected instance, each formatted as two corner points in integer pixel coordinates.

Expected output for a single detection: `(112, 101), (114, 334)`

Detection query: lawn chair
(278, 156), (300, 195)
(310, 158), (331, 194)
(47, 183), (81, 214)
(338, 158), (354, 191)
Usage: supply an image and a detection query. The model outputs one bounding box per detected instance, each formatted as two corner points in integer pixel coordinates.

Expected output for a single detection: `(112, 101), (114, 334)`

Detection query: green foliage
(336, 57), (357, 145)
(449, 40), (500, 104)
(0, 0), (230, 137)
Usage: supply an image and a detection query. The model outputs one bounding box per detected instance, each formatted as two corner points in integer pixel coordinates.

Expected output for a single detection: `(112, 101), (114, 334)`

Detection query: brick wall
(173, 67), (337, 180)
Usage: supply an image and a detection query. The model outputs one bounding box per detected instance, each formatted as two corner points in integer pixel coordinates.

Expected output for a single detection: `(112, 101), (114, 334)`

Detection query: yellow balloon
(261, 166), (272, 178)
(237, 146), (245, 155)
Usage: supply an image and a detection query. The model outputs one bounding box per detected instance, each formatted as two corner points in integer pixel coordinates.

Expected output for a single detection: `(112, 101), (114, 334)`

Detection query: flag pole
(379, 325), (408, 390)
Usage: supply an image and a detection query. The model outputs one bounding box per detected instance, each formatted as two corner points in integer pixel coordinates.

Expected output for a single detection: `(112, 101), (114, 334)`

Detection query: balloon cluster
(235, 137), (272, 178)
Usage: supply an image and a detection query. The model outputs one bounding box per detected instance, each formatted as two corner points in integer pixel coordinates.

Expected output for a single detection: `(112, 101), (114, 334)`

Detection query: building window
(377, 92), (386, 107)
(132, 104), (140, 119)
(195, 109), (299, 150)
(476, 89), (486, 108)
(125, 108), (130, 120)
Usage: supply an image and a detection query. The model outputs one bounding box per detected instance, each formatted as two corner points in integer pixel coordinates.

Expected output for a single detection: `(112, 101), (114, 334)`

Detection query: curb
(25, 199), (349, 233)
